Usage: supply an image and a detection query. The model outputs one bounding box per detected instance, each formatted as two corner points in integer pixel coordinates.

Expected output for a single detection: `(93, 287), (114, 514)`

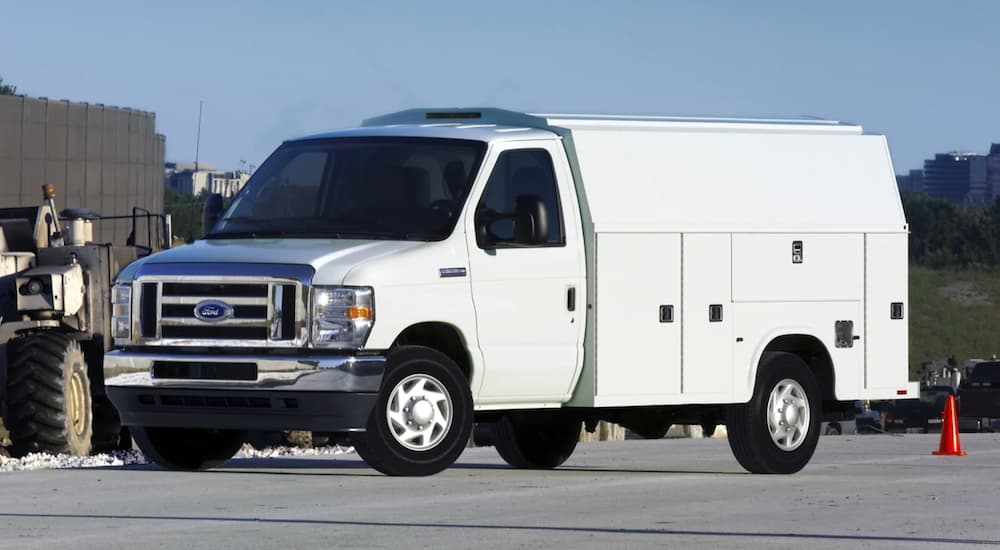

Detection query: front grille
(160, 304), (269, 318)
(162, 282), (268, 297)
(133, 277), (304, 347)
(161, 326), (270, 339)
(140, 283), (158, 338)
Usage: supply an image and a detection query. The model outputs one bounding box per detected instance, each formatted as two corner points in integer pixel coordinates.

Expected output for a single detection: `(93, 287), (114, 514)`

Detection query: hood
(122, 238), (425, 285)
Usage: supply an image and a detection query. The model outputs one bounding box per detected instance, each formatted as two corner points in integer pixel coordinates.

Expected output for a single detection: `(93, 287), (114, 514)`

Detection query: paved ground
(1, 433), (998, 549)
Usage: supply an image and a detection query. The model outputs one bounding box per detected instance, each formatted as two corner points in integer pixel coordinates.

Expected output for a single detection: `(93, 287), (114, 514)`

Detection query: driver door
(465, 141), (585, 403)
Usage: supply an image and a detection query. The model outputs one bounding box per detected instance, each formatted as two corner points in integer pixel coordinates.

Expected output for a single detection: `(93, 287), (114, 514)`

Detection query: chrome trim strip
(161, 296), (270, 306)
(151, 338), (272, 346)
(160, 317), (266, 327)
(155, 282), (163, 339)
(104, 350), (385, 393)
(270, 284), (283, 340)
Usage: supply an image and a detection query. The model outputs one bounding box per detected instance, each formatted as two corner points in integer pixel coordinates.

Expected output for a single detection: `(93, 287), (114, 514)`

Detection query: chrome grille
(160, 282), (271, 340)
(132, 275), (308, 347)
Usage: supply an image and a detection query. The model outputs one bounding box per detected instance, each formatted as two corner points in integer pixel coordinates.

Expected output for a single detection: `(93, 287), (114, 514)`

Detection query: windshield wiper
(216, 215), (259, 226)
(404, 233), (441, 241)
(204, 231), (259, 239)
(205, 229), (442, 241)
(205, 230), (315, 239)
(323, 230), (406, 240)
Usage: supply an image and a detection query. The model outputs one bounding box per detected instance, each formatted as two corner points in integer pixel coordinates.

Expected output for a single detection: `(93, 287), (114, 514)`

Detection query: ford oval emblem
(193, 300), (234, 323)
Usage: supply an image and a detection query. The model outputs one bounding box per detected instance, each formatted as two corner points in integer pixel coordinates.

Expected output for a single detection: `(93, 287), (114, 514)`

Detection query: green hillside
(909, 266), (1000, 377)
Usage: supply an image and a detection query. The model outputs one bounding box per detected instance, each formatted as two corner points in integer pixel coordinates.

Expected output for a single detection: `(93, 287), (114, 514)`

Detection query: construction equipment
(0, 185), (170, 456)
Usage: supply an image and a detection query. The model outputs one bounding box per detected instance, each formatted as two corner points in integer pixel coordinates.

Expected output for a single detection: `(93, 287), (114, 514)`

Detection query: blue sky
(3, 1), (999, 174)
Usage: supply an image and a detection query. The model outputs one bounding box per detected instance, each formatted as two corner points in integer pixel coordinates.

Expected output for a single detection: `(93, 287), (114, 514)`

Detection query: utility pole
(195, 100), (203, 173)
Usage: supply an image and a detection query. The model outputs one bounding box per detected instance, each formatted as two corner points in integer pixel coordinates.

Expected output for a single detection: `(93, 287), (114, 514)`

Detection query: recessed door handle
(567, 287), (576, 312)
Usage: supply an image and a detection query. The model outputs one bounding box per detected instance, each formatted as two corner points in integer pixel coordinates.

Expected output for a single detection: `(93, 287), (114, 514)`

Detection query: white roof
(305, 108), (904, 233)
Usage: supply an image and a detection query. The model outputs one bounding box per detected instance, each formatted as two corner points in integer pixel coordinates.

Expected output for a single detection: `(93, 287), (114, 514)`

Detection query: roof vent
(426, 111), (481, 120)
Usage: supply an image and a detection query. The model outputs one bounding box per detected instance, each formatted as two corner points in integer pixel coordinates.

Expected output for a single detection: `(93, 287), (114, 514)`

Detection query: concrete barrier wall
(0, 95), (165, 245)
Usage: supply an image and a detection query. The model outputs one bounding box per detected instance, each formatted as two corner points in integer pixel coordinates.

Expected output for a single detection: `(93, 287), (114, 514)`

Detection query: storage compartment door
(865, 233), (909, 390)
(596, 233), (681, 401)
(682, 233), (733, 397)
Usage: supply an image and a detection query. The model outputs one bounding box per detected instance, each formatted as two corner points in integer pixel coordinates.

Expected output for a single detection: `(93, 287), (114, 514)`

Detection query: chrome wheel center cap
(410, 399), (434, 425)
(783, 405), (799, 427)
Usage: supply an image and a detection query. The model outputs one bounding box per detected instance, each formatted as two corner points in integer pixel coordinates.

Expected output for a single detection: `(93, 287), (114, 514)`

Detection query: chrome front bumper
(104, 350), (385, 392)
(103, 350), (385, 431)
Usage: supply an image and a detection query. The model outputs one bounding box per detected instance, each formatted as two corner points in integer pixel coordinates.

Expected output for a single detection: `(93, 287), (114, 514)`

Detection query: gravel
(0, 443), (354, 472)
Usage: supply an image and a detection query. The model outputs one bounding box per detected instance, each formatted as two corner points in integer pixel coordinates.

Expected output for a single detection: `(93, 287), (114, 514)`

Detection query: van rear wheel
(726, 352), (821, 474)
(492, 414), (582, 469)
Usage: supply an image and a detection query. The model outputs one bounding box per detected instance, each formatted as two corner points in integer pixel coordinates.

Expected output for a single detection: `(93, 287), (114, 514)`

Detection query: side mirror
(513, 195), (548, 245)
(202, 193), (224, 236)
(475, 208), (496, 249)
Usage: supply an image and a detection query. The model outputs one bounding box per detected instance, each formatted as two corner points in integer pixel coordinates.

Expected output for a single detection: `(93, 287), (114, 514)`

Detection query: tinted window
(209, 138), (485, 241)
(969, 362), (1000, 383)
(477, 149), (564, 247)
(239, 150), (328, 220)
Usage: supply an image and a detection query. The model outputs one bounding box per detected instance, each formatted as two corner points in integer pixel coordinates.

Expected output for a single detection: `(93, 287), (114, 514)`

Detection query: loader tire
(6, 332), (93, 457)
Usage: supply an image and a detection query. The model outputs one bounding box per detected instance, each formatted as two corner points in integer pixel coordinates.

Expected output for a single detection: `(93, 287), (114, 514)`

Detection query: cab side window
(476, 149), (565, 248)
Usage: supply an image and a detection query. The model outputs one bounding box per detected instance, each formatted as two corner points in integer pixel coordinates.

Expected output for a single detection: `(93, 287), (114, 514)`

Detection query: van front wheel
(352, 347), (473, 476)
(726, 352), (821, 474)
(132, 427), (244, 470)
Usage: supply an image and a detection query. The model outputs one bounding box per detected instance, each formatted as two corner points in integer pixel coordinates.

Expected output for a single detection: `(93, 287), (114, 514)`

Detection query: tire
(825, 422), (842, 436)
(726, 352), (821, 474)
(91, 396), (130, 453)
(492, 414), (582, 469)
(132, 426), (244, 470)
(6, 332), (92, 457)
(246, 430), (290, 450)
(472, 422), (495, 447)
(352, 346), (473, 476)
(701, 421), (718, 438)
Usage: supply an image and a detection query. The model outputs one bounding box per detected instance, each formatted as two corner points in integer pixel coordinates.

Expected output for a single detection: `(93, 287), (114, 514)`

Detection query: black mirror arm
(475, 208), (501, 248)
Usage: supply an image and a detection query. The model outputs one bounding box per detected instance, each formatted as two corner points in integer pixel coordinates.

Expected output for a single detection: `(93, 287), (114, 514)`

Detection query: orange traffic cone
(932, 394), (967, 456)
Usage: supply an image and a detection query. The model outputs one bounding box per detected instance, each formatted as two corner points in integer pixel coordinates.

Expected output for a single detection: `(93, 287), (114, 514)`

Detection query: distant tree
(0, 76), (16, 96)
(164, 186), (206, 243)
(902, 193), (1000, 269)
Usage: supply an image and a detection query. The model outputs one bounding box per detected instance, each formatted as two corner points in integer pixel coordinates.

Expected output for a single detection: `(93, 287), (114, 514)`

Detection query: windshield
(207, 137), (486, 240)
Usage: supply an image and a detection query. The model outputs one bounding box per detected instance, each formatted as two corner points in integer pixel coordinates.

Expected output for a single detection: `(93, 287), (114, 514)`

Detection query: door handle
(567, 287), (576, 312)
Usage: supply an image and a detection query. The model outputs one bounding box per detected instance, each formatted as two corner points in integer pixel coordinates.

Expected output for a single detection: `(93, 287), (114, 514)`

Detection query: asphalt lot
(1, 433), (998, 549)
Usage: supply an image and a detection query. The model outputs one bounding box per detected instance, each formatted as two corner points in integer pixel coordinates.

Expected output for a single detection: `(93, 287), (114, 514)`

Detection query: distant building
(921, 152), (987, 204)
(896, 169), (924, 195)
(987, 144), (1000, 204)
(0, 94), (165, 244)
(165, 162), (250, 198)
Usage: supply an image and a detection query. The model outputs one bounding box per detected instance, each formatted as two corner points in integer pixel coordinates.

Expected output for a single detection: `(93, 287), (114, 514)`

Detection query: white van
(104, 108), (915, 475)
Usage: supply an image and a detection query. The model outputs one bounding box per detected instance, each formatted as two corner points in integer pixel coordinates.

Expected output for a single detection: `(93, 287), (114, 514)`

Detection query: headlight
(111, 283), (132, 343)
(311, 286), (374, 349)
